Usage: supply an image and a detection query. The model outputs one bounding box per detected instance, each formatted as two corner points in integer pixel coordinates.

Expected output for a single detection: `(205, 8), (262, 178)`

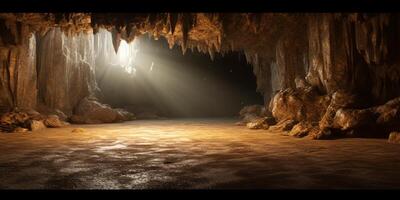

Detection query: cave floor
(1, 118), (400, 189)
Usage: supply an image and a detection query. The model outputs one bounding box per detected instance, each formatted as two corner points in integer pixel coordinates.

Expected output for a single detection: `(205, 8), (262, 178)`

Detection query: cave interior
(1, 13), (400, 189)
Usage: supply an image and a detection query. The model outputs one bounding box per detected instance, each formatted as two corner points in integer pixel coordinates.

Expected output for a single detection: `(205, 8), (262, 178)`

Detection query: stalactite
(169, 13), (178, 35)
(111, 28), (121, 54)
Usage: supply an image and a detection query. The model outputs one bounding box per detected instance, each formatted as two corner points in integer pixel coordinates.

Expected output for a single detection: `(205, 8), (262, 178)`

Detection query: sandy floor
(0, 118), (400, 189)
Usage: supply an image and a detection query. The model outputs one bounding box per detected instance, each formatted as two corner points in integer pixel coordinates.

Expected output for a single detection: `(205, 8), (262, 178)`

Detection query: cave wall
(228, 13), (400, 106)
(36, 28), (98, 116)
(0, 19), (37, 112)
(0, 15), (98, 117)
(1, 13), (400, 124)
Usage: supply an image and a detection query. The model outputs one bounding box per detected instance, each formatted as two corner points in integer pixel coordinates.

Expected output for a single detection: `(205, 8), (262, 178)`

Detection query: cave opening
(94, 30), (264, 119)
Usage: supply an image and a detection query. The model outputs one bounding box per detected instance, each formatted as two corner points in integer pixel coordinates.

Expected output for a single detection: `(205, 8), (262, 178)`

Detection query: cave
(1, 12), (400, 190)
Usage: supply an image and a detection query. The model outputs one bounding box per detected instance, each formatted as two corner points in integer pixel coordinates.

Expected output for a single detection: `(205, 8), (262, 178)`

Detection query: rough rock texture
(289, 122), (316, 138)
(2, 13), (400, 136)
(0, 22), (37, 110)
(0, 109), (69, 132)
(71, 97), (133, 124)
(270, 87), (330, 123)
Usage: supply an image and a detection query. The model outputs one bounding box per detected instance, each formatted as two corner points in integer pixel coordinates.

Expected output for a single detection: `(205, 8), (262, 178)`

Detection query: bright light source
(116, 39), (139, 74)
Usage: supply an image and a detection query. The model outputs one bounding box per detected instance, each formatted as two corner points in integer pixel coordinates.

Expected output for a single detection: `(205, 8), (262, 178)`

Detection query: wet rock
(388, 132), (400, 144)
(44, 115), (69, 128)
(29, 120), (46, 131)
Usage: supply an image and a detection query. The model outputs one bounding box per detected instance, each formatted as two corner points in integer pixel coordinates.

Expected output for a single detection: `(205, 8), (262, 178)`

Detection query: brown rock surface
(29, 120), (46, 131)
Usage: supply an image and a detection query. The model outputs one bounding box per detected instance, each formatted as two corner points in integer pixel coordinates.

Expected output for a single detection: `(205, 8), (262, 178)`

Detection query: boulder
(72, 97), (118, 123)
(29, 120), (46, 131)
(319, 90), (363, 130)
(44, 115), (69, 128)
(71, 97), (134, 124)
(289, 122), (314, 137)
(246, 118), (270, 130)
(270, 87), (330, 123)
(388, 132), (400, 144)
(333, 108), (376, 131)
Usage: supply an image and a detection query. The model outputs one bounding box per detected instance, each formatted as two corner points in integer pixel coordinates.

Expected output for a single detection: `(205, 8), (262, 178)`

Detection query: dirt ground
(1, 118), (400, 189)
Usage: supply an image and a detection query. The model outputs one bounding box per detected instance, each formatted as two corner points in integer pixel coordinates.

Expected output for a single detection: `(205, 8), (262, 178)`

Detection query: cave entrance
(94, 30), (263, 118)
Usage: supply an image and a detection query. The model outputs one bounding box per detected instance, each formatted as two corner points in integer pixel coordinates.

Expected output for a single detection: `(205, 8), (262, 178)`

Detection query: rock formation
(0, 13), (400, 141)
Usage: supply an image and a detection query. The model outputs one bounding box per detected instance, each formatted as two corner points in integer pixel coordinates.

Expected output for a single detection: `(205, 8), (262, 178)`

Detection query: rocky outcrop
(70, 97), (134, 124)
(0, 109), (69, 132)
(2, 13), (400, 140)
(270, 87), (330, 123)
